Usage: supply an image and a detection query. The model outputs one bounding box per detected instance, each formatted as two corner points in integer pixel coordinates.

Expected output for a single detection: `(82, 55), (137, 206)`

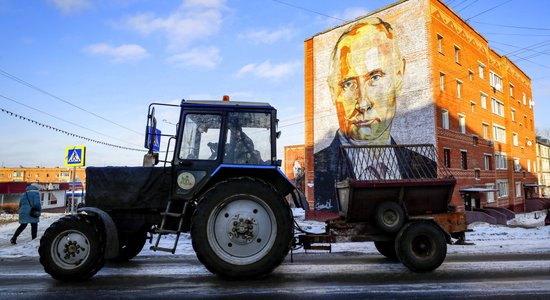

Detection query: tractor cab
(144, 98), (292, 202)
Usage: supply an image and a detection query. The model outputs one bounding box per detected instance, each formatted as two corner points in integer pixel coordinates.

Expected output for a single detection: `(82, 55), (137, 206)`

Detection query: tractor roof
(181, 100), (274, 110)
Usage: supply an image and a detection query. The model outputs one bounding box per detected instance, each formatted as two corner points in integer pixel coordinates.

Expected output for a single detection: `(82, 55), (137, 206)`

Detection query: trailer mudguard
(78, 207), (119, 259)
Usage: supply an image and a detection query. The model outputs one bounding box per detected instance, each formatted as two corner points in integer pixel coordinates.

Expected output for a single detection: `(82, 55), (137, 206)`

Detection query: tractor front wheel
(39, 214), (105, 281)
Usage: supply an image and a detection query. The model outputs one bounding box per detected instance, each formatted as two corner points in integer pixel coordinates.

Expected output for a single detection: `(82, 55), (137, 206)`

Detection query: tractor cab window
(224, 112), (271, 165)
(179, 114), (221, 160)
(223, 112), (271, 165)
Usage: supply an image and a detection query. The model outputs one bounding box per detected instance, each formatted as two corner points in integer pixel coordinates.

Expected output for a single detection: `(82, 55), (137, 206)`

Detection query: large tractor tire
(374, 201), (405, 233)
(112, 228), (148, 262)
(191, 177), (294, 279)
(395, 222), (447, 272)
(374, 240), (399, 261)
(39, 214), (106, 281)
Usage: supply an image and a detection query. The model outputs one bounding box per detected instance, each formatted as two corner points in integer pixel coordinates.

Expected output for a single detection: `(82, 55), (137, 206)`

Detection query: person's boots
(10, 238), (16, 245)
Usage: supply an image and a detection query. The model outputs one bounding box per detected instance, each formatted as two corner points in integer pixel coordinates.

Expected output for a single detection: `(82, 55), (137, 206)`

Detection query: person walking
(10, 183), (41, 244)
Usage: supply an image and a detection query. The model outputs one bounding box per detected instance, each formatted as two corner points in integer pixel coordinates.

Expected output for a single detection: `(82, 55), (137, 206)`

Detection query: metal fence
(338, 144), (453, 182)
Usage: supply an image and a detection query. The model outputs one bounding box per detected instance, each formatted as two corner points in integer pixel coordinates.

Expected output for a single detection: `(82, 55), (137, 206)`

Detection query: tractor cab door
(174, 113), (222, 199)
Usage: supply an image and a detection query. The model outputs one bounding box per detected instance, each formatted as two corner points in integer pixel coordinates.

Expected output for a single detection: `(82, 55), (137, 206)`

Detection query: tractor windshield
(179, 114), (222, 160)
(223, 112), (271, 165)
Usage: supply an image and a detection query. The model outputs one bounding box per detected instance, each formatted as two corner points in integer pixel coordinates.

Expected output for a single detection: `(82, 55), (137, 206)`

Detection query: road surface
(1, 251), (550, 299)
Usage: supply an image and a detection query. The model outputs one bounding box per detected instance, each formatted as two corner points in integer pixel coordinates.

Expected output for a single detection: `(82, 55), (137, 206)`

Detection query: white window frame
(492, 124), (506, 143)
(522, 92), (526, 105)
(478, 63), (485, 79)
(492, 98), (504, 117)
(470, 101), (476, 113)
(480, 92), (487, 109)
(454, 45), (461, 64)
(490, 70), (503, 92)
(515, 182), (522, 198)
(482, 122), (489, 140)
(514, 157), (521, 172)
(456, 80), (462, 99)
(495, 152), (507, 170)
(442, 109), (449, 129)
(484, 154), (492, 170)
(512, 132), (519, 146)
(458, 114), (466, 134)
(440, 72), (445, 91)
(509, 83), (514, 97)
(511, 108), (516, 121)
(486, 183), (495, 203)
(497, 179), (509, 198)
(437, 34), (443, 53)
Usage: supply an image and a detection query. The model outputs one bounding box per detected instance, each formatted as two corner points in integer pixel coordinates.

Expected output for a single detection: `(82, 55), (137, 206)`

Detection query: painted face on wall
(328, 18), (405, 144)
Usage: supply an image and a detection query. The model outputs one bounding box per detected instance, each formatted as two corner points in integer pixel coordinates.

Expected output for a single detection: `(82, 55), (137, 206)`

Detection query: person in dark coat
(10, 184), (41, 244)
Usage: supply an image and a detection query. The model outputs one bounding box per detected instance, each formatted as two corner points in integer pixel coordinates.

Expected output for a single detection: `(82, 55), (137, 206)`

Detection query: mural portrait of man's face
(328, 17), (405, 144)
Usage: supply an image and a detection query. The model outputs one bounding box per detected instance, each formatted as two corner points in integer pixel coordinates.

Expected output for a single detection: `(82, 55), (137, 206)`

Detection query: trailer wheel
(191, 177), (293, 279)
(395, 222), (447, 272)
(374, 201), (405, 233)
(39, 214), (105, 281)
(374, 240), (398, 261)
(112, 228), (148, 262)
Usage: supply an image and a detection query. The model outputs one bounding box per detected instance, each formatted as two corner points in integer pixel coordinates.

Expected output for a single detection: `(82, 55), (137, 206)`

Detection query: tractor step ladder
(150, 200), (188, 254)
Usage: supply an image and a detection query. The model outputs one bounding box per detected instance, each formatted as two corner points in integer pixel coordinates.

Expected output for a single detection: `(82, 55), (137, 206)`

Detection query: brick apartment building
(302, 0), (537, 215)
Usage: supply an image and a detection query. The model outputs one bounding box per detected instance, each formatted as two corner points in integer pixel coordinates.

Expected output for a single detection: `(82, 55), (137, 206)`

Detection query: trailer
(298, 144), (467, 272)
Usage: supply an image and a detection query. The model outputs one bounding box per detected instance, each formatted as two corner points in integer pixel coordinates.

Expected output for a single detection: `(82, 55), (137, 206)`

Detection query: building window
(484, 154), (492, 170)
(444, 148), (451, 168)
(469, 70), (474, 81)
(473, 136), (478, 146)
(515, 182), (522, 198)
(511, 109), (516, 121)
(493, 125), (506, 143)
(456, 80), (462, 99)
(528, 159), (531, 172)
(461, 150), (468, 170)
(474, 169), (481, 180)
(470, 101), (476, 112)
(437, 34), (443, 53)
(479, 63), (485, 79)
(495, 152), (507, 170)
(482, 123), (489, 139)
(486, 183), (495, 203)
(512, 133), (519, 146)
(442, 109), (449, 129)
(497, 180), (509, 198)
(490, 71), (503, 92)
(439, 72), (445, 91)
(481, 92), (487, 109)
(454, 45), (461, 64)
(459, 114), (466, 134)
(492, 98), (504, 117)
(522, 92), (526, 105)
(514, 158), (521, 172)
(509, 84), (515, 98)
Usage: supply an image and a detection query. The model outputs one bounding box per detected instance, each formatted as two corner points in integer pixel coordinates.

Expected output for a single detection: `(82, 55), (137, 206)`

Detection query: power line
(0, 68), (142, 135)
(0, 106), (146, 152)
(457, 0), (479, 13)
(270, 0), (347, 22)
(0, 93), (142, 147)
(472, 21), (550, 31)
(465, 0), (513, 22)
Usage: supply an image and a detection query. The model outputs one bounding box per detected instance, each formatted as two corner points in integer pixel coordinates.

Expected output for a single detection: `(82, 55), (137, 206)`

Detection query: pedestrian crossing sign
(65, 146), (86, 167)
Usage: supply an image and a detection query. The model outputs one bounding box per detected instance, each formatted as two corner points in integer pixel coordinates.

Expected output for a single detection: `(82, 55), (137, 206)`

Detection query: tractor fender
(77, 207), (119, 259)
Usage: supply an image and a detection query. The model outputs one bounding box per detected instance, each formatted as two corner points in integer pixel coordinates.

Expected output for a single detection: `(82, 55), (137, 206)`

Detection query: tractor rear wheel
(191, 177), (293, 279)
(39, 214), (105, 281)
(395, 222), (447, 272)
(112, 228), (148, 262)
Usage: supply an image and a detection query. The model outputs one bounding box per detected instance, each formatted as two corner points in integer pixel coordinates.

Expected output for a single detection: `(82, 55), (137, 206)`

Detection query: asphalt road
(1, 252), (550, 299)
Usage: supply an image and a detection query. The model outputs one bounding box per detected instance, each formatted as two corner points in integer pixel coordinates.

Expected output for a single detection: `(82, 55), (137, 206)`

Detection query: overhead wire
(0, 68), (142, 135)
(0, 106), (146, 152)
(0, 93), (143, 147)
(464, 0), (513, 22)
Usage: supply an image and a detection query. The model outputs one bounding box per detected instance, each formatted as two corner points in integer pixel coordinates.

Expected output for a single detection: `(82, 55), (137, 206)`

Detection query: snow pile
(0, 209), (549, 259)
(506, 210), (548, 228)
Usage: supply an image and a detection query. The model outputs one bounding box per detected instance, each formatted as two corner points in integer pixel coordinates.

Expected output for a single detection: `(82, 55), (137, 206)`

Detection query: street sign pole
(71, 166), (76, 213)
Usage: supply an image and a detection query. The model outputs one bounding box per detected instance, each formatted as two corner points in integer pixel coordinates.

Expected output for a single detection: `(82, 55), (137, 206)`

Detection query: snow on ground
(0, 209), (549, 259)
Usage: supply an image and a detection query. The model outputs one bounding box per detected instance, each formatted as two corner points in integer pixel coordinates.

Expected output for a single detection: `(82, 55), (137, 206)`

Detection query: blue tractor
(38, 98), (308, 281)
